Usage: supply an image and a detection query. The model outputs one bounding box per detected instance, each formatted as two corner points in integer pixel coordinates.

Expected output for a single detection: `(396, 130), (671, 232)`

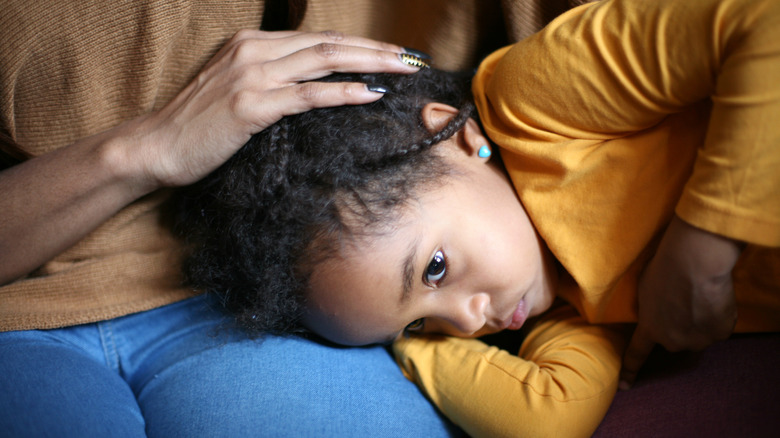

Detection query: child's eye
(425, 250), (447, 286)
(404, 318), (425, 336)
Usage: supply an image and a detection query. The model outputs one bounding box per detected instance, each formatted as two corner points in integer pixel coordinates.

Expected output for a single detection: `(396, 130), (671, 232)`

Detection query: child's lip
(502, 299), (527, 331)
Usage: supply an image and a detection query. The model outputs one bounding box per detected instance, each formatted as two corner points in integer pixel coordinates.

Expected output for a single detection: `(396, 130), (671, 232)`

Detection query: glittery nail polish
(399, 53), (429, 68)
(403, 47), (432, 60)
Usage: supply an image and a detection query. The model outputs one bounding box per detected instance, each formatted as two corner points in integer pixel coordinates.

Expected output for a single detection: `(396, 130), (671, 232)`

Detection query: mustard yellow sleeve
(474, 0), (780, 246)
(674, 0), (780, 246)
(393, 306), (628, 438)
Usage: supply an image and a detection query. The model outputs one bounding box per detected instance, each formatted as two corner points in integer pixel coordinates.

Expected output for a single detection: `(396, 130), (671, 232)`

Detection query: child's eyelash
(424, 249), (447, 286)
(403, 318), (425, 337)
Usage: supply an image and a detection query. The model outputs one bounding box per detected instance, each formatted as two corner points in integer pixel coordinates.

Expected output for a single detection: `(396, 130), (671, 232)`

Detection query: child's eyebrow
(400, 236), (421, 304)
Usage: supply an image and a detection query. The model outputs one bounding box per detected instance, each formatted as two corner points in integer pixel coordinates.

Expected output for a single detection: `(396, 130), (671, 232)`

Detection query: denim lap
(0, 295), (461, 437)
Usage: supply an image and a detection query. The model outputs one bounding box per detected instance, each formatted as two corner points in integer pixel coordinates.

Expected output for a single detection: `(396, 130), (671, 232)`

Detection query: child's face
(302, 133), (558, 346)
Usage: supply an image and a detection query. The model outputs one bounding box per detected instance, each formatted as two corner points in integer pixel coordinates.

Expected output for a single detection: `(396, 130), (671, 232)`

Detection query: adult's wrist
(96, 116), (168, 200)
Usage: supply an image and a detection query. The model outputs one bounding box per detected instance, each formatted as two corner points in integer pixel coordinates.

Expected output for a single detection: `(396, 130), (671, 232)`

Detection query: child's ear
(421, 102), (460, 133)
(421, 102), (491, 159)
(460, 118), (491, 158)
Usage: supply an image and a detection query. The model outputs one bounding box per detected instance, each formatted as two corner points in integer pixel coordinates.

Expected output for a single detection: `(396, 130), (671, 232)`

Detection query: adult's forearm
(0, 124), (155, 286)
(0, 30), (422, 286)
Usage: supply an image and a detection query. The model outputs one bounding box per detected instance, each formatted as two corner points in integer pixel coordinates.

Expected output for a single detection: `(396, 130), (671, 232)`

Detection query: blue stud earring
(478, 145), (492, 158)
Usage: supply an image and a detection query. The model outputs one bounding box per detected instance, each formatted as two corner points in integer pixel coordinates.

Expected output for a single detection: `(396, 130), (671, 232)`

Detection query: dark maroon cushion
(593, 333), (780, 437)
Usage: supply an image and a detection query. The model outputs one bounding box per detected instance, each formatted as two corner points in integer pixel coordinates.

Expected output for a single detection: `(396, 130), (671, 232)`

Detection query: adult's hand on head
(131, 30), (422, 190)
(0, 30), (420, 285)
(619, 215), (741, 389)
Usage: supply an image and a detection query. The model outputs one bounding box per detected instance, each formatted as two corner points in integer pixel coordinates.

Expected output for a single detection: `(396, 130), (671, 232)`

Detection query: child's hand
(620, 215), (742, 389)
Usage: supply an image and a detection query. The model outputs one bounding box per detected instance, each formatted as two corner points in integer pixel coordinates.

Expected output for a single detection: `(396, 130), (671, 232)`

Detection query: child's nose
(446, 292), (489, 335)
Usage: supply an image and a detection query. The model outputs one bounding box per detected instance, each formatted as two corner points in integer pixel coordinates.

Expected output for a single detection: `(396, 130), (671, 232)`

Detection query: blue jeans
(0, 295), (461, 437)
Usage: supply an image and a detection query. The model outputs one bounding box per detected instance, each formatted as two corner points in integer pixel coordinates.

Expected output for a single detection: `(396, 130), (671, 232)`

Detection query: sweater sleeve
(393, 306), (628, 438)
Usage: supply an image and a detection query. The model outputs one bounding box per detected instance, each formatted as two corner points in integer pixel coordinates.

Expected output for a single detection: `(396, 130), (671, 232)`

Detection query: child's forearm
(640, 215), (742, 350)
(622, 215), (743, 385)
(394, 306), (628, 438)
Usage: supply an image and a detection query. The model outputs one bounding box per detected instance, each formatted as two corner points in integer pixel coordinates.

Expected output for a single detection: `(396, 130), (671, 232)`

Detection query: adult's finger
(263, 30), (404, 54)
(264, 42), (423, 84)
(240, 81), (388, 128)
(619, 326), (655, 390)
(226, 29), (407, 64)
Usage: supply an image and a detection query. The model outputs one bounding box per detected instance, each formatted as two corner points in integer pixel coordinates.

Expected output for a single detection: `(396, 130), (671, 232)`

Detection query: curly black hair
(175, 68), (476, 337)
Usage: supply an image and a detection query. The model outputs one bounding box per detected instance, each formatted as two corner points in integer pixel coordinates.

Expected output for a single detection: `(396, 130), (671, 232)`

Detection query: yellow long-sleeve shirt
(395, 0), (780, 436)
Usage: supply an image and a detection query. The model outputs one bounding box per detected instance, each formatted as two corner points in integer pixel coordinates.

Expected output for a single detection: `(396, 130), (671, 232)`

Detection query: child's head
(176, 69), (557, 346)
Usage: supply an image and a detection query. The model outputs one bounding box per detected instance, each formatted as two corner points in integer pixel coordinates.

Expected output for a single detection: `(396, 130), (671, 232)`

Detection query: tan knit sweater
(0, 0), (579, 331)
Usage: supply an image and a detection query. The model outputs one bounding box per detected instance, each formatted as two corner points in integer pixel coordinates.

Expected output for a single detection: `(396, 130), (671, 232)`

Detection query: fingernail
(366, 84), (388, 94)
(403, 47), (432, 60)
(399, 53), (429, 69)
